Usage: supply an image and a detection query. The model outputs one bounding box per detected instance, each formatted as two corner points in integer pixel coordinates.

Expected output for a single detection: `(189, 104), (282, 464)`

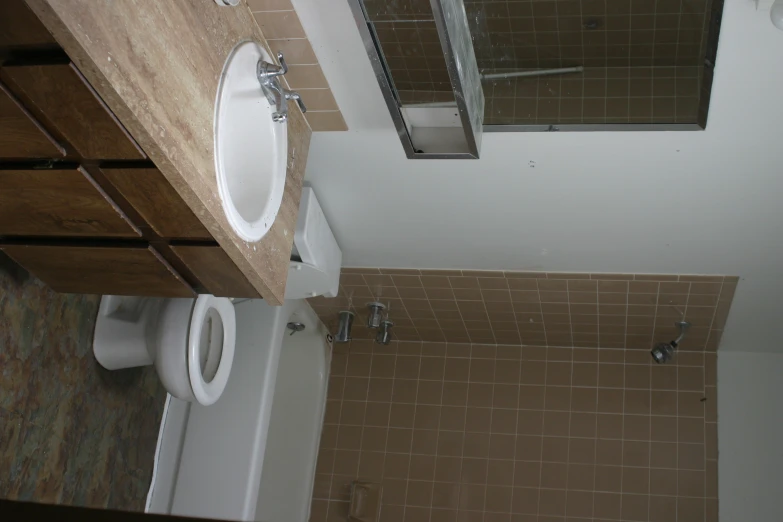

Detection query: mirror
(352, 0), (725, 144)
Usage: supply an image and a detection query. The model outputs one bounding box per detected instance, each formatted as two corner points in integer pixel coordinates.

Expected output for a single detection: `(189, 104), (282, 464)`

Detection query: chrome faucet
(257, 52), (307, 123)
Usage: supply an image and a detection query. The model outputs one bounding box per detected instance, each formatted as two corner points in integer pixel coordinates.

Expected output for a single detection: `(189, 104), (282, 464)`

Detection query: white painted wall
(719, 352), (783, 522)
(293, 0), (783, 353)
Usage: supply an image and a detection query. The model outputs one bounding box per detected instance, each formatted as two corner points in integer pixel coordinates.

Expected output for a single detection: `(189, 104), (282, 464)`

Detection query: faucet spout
(264, 80), (288, 123)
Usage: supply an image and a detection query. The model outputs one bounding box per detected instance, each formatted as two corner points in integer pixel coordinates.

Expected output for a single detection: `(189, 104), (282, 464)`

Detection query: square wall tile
(311, 269), (726, 522)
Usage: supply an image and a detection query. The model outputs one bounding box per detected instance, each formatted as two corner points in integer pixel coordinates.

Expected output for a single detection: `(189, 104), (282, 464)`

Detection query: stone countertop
(26, 0), (311, 305)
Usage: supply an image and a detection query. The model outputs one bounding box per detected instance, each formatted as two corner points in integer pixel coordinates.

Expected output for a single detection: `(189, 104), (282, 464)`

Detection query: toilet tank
(285, 187), (341, 300)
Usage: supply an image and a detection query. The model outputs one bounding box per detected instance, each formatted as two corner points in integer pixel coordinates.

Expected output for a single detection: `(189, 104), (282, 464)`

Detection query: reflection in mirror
(360, 0), (724, 129)
(357, 0), (483, 157)
(362, 1), (454, 107)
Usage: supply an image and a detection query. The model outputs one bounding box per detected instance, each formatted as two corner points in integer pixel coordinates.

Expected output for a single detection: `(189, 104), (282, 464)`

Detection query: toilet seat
(187, 295), (236, 406)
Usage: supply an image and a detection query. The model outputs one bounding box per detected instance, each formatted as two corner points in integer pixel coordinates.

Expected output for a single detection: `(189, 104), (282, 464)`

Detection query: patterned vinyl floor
(0, 252), (166, 511)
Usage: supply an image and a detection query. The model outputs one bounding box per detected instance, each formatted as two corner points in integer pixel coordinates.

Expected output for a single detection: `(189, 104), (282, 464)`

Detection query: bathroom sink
(214, 41), (287, 242)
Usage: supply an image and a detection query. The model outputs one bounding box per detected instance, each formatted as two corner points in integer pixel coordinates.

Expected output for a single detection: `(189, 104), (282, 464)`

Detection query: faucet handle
(285, 90), (307, 114)
(257, 52), (289, 81)
(276, 52), (289, 75)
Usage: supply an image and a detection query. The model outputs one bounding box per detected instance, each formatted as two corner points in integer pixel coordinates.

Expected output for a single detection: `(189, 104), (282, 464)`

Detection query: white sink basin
(214, 41), (287, 242)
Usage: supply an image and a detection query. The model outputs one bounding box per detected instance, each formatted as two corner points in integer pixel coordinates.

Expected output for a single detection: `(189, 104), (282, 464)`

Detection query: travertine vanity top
(27, 0), (311, 305)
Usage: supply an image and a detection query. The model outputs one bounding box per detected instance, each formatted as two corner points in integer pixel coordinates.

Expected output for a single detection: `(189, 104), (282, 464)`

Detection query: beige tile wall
(312, 339), (718, 522)
(245, 0), (348, 131)
(308, 270), (737, 353)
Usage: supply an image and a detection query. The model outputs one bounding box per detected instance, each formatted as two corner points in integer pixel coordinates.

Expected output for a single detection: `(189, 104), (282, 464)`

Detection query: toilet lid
(187, 295), (236, 406)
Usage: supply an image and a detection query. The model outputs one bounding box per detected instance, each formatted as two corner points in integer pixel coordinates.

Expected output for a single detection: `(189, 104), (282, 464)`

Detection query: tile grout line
(402, 341), (423, 519)
(455, 342), (474, 521)
(450, 276), (477, 345)
(602, 0), (609, 124)
(565, 343), (576, 519)
(418, 273), (446, 344)
(649, 280), (662, 522)
(480, 348), (497, 521)
(329, 433), (709, 449)
(563, 279), (577, 519)
(508, 336), (523, 518)
(425, 340), (447, 519)
(651, 0), (661, 123)
(618, 294), (627, 522)
(342, 399), (708, 418)
(681, 281), (694, 521)
(506, 277), (525, 346)
(382, 341), (399, 520)
(360, 484), (712, 496)
(626, 274), (647, 522)
(534, 272), (548, 520)
(703, 279), (724, 520)
(591, 340), (600, 522)
(646, 285), (653, 522)
(553, 0), (563, 124)
(673, 0), (684, 122)
(506, 0), (519, 128)
(596, 277), (605, 520)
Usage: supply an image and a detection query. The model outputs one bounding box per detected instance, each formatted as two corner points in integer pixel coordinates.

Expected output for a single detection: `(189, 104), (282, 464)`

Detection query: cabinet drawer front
(2, 244), (195, 297)
(170, 245), (260, 298)
(101, 167), (213, 240)
(0, 0), (57, 49)
(0, 81), (64, 158)
(3, 63), (145, 160)
(0, 167), (140, 237)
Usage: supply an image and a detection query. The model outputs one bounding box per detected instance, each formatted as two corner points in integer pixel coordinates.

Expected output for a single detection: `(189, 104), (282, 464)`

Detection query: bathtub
(147, 298), (331, 522)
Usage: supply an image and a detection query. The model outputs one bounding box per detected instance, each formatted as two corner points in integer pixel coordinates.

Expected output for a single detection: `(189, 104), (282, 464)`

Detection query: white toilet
(93, 293), (236, 406)
(92, 188), (339, 410)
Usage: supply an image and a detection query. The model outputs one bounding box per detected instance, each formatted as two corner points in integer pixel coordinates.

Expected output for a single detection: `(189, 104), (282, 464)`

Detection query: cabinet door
(0, 167), (140, 237)
(100, 167), (213, 240)
(2, 63), (146, 160)
(0, 0), (57, 49)
(170, 245), (260, 298)
(2, 244), (195, 297)
(0, 81), (64, 158)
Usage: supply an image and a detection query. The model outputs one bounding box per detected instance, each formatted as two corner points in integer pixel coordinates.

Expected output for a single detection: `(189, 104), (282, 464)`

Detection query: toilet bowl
(93, 294), (236, 406)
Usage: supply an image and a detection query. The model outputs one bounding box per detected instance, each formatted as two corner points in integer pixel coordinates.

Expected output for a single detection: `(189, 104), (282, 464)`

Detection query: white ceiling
(294, 0), (783, 353)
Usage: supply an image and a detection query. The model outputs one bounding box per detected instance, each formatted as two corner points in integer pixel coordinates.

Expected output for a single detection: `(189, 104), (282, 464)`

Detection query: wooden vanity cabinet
(2, 62), (146, 161)
(0, 0), (57, 50)
(100, 167), (261, 297)
(169, 245), (261, 298)
(0, 163), (262, 297)
(99, 167), (213, 240)
(0, 166), (140, 237)
(0, 81), (64, 158)
(1, 244), (195, 297)
(0, 0), (262, 299)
